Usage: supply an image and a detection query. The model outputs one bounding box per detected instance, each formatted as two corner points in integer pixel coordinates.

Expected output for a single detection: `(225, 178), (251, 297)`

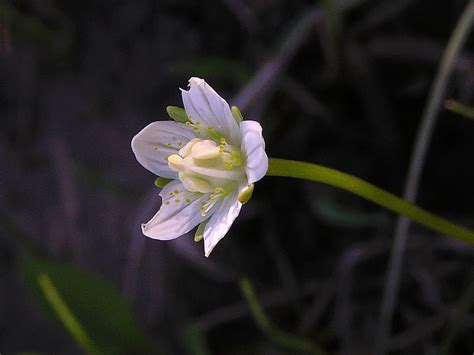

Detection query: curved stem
(266, 158), (474, 244)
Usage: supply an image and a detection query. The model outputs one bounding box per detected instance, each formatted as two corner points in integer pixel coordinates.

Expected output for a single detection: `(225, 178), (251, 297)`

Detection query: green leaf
(36, 273), (100, 354)
(166, 106), (190, 123)
(20, 254), (153, 354)
(231, 106), (244, 123)
(155, 176), (173, 188)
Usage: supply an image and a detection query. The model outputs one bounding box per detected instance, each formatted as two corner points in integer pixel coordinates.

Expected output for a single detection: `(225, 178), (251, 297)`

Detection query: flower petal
(181, 77), (241, 145)
(240, 120), (268, 184)
(203, 192), (242, 257)
(142, 181), (210, 240)
(131, 121), (197, 178)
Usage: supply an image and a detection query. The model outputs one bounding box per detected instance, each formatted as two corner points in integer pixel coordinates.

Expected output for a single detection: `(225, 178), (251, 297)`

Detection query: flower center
(167, 138), (245, 194)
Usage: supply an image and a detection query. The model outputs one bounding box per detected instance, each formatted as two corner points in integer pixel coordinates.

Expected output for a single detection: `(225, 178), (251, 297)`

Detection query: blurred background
(0, 0), (473, 354)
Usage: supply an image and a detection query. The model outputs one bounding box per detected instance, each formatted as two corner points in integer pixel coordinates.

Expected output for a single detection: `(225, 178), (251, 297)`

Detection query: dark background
(0, 0), (473, 354)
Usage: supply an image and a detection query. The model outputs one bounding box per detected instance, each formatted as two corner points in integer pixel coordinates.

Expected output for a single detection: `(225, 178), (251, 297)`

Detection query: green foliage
(239, 277), (327, 355)
(0, 1), (61, 49)
(238, 183), (254, 204)
(20, 254), (153, 354)
(73, 162), (142, 200)
(231, 106), (244, 123)
(166, 106), (190, 123)
(194, 220), (208, 242)
(155, 176), (173, 188)
(445, 99), (474, 120)
(183, 324), (211, 355)
(36, 273), (100, 354)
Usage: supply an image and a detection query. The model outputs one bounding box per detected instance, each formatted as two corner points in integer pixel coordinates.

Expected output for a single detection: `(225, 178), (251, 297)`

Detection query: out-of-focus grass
(73, 162), (143, 200)
(183, 324), (211, 355)
(445, 99), (474, 120)
(21, 254), (155, 354)
(378, 3), (474, 353)
(315, 197), (389, 228)
(0, 212), (154, 354)
(36, 273), (100, 355)
(0, 1), (58, 49)
(239, 277), (327, 355)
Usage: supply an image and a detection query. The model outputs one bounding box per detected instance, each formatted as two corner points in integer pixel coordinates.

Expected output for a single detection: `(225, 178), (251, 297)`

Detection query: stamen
(167, 154), (185, 172)
(191, 140), (220, 159)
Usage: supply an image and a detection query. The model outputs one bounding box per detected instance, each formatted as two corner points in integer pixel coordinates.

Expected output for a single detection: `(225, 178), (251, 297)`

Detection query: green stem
(266, 158), (474, 244)
(239, 277), (327, 355)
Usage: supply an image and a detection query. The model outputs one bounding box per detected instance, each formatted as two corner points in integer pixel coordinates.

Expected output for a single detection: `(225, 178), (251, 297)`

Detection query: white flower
(131, 77), (268, 256)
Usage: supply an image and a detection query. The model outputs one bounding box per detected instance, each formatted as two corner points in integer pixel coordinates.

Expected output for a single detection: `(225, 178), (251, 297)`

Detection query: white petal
(240, 120), (268, 184)
(142, 181), (210, 240)
(181, 77), (241, 145)
(131, 121), (197, 178)
(203, 192), (242, 257)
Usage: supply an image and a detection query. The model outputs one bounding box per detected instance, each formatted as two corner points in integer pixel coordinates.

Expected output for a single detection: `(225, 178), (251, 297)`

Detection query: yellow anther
(215, 187), (224, 193)
(166, 142), (172, 147)
(164, 201), (170, 205)
(238, 184), (254, 204)
(167, 154), (185, 172)
(185, 198), (191, 203)
(175, 199), (180, 203)
(153, 146), (159, 151)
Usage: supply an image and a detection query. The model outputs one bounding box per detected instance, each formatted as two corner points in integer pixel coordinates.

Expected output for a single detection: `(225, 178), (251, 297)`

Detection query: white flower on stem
(131, 77), (268, 256)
